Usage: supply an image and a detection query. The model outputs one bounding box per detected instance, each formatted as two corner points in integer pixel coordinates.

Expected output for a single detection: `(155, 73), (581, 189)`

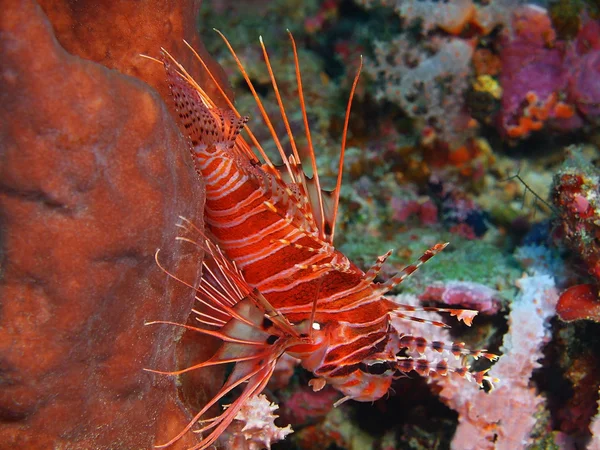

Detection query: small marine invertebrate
(145, 31), (496, 449)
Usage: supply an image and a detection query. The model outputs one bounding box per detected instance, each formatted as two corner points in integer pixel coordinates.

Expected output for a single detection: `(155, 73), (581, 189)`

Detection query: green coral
(339, 226), (522, 296)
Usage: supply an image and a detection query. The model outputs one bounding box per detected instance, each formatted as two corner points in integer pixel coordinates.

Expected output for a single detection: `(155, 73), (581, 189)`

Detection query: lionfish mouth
(358, 361), (394, 375)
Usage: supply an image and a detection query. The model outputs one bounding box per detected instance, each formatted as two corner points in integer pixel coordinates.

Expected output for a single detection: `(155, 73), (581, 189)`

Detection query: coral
(219, 395), (292, 450)
(549, 0), (586, 39)
(390, 188), (439, 226)
(429, 176), (489, 238)
(293, 405), (374, 450)
(556, 284), (600, 322)
(499, 7), (600, 139)
(280, 385), (340, 425)
(268, 353), (301, 390)
(473, 75), (503, 100)
(0, 1), (215, 447)
(368, 34), (475, 148)
(360, 0), (520, 35)
(473, 48), (502, 77)
(387, 268), (559, 450)
(391, 0), (477, 35)
(436, 272), (559, 449)
(589, 389), (600, 450)
(514, 244), (565, 281)
(419, 280), (502, 314)
(498, 5), (573, 138)
(198, 0), (338, 160)
(558, 352), (600, 441)
(552, 147), (600, 322)
(565, 19), (600, 124)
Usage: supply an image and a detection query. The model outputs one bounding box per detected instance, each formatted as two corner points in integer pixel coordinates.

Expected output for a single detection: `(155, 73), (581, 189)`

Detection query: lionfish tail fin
(148, 218), (300, 449)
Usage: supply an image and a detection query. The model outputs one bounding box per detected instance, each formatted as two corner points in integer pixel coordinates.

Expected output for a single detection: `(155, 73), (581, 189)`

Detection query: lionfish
(145, 31), (495, 450)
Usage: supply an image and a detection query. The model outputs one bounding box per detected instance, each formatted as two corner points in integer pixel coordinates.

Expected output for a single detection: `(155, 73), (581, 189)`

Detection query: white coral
(367, 35), (474, 147)
(391, 268), (559, 450)
(439, 272), (558, 450)
(222, 394), (292, 450)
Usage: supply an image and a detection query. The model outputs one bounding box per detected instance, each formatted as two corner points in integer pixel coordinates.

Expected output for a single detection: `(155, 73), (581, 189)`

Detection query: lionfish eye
(358, 361), (392, 375)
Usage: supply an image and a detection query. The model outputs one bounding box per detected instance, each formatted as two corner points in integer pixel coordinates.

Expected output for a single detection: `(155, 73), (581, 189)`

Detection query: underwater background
(197, 1), (600, 448)
(1, 0), (600, 449)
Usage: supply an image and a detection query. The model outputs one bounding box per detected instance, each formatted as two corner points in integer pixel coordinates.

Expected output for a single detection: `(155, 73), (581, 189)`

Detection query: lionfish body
(148, 33), (494, 450)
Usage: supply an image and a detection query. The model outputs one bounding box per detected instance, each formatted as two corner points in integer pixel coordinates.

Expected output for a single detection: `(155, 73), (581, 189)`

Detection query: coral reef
(0, 1), (220, 448)
(552, 147), (600, 322)
(391, 269), (558, 450)
(368, 34), (475, 148)
(499, 7), (600, 139)
(219, 395), (292, 450)
(438, 272), (559, 449)
(360, 0), (520, 35)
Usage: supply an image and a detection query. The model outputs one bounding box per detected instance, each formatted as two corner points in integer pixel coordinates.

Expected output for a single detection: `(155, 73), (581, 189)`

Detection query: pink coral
(391, 197), (439, 225)
(589, 390), (600, 450)
(280, 385), (340, 425)
(420, 281), (502, 315)
(438, 273), (558, 450)
(268, 353), (301, 390)
(499, 7), (600, 138)
(391, 270), (558, 449)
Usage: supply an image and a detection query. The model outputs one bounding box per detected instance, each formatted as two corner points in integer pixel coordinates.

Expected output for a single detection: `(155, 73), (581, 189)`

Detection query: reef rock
(0, 1), (212, 448)
(37, 0), (232, 107)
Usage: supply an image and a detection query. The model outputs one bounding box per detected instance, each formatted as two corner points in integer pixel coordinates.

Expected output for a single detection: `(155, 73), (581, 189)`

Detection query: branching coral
(438, 272), (558, 450)
(390, 264), (559, 449)
(220, 395), (293, 450)
(589, 392), (600, 450)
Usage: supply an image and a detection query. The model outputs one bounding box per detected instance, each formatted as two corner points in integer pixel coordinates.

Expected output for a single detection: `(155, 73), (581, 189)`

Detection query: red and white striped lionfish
(145, 31), (496, 450)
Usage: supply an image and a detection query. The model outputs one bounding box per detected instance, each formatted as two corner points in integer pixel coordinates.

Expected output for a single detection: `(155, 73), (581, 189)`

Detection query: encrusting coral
(368, 34), (475, 149)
